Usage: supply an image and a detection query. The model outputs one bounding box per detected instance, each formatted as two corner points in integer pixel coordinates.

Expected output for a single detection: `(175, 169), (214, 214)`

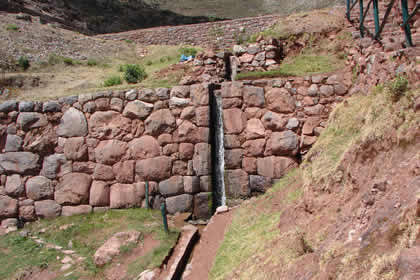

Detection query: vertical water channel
(209, 85), (226, 209)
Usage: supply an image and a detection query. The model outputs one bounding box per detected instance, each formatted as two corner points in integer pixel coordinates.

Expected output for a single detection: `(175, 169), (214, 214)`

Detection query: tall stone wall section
(0, 85), (214, 223)
(98, 15), (279, 49)
(0, 71), (352, 224)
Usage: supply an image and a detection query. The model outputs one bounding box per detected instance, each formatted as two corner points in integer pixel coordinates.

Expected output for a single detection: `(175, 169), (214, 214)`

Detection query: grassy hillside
(211, 78), (420, 279)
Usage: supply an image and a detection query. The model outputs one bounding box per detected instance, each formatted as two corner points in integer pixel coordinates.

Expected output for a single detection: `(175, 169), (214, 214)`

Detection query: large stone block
(195, 106), (209, 127)
(265, 88), (296, 113)
(223, 108), (247, 134)
(0, 195), (18, 219)
(123, 100), (153, 120)
(62, 205), (92, 216)
(191, 84), (209, 106)
(5, 134), (22, 152)
(184, 176), (200, 194)
(55, 173), (92, 205)
(193, 192), (212, 219)
(271, 131), (299, 156)
(242, 139), (266, 157)
(34, 200), (61, 219)
(144, 109), (176, 136)
(193, 143), (211, 176)
(90, 181), (110, 206)
(5, 174), (24, 197)
(0, 152), (40, 174)
(129, 136), (161, 160)
(225, 169), (250, 198)
(302, 117), (321, 136)
(113, 161), (134, 183)
(243, 86), (265, 107)
(19, 205), (36, 221)
(245, 118), (265, 140)
(158, 176), (184, 197)
(136, 156), (172, 181)
(93, 164), (115, 181)
(225, 149), (243, 169)
(95, 140), (127, 165)
(257, 156), (298, 179)
(165, 194), (193, 214)
(262, 111), (287, 131)
(26, 176), (53, 201)
(41, 154), (69, 179)
(89, 111), (132, 140)
(249, 175), (272, 193)
(64, 137), (88, 161)
(16, 112), (48, 131)
(110, 183), (144, 209)
(57, 108), (88, 137)
(179, 143), (194, 160)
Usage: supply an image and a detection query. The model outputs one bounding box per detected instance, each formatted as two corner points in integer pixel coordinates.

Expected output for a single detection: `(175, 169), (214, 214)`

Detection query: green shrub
(385, 75), (409, 102)
(18, 56), (30, 71)
(48, 53), (61, 65)
(63, 57), (74, 66)
(103, 75), (122, 87)
(145, 60), (153, 66)
(6, 24), (19, 31)
(179, 47), (198, 57)
(125, 39), (134, 44)
(124, 64), (147, 84)
(118, 64), (127, 72)
(87, 59), (98, 66)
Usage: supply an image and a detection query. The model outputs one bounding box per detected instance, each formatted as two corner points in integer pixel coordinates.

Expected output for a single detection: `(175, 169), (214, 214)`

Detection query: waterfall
(209, 86), (226, 208)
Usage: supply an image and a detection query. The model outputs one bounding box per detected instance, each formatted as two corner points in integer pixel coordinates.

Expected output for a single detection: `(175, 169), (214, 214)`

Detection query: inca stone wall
(0, 71), (352, 224)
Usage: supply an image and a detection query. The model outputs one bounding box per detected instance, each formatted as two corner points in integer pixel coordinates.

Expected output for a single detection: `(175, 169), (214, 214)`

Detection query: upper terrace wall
(0, 71), (352, 224)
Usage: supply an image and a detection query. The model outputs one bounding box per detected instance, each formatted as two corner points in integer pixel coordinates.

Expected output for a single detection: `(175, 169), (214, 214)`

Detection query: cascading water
(209, 86), (226, 209)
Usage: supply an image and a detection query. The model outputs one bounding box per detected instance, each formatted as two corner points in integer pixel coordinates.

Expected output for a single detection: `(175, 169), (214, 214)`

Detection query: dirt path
(183, 210), (234, 280)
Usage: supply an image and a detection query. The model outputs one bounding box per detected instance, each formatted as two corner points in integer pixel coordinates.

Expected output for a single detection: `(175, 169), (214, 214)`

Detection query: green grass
(237, 54), (342, 80)
(0, 208), (179, 279)
(6, 24), (19, 31)
(103, 75), (122, 87)
(210, 169), (303, 280)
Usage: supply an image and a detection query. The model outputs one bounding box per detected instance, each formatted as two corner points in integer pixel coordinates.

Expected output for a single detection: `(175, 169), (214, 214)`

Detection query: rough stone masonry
(0, 72), (351, 224)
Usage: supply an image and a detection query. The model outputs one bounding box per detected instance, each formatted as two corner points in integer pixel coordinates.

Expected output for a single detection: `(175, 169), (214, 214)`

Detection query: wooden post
(373, 0), (380, 37)
(401, 0), (414, 47)
(145, 181), (150, 209)
(359, 0), (365, 38)
(161, 202), (169, 234)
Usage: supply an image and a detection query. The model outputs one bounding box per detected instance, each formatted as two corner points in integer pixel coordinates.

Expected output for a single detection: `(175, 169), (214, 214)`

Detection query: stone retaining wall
(0, 71), (352, 224)
(97, 15), (280, 49)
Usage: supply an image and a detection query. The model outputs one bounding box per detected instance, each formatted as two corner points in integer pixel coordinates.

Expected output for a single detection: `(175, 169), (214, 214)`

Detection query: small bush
(124, 64), (147, 84)
(385, 75), (409, 102)
(48, 53), (61, 65)
(145, 60), (153, 66)
(6, 24), (19, 31)
(18, 56), (30, 71)
(103, 75), (122, 87)
(118, 64), (127, 72)
(87, 59), (98, 66)
(125, 39), (134, 44)
(63, 57), (74, 66)
(179, 47), (198, 57)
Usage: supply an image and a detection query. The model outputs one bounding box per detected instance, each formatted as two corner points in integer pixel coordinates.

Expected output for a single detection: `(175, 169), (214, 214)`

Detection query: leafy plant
(63, 57), (74, 66)
(18, 56), (30, 71)
(385, 75), (409, 102)
(124, 64), (147, 84)
(103, 75), (122, 87)
(6, 24), (19, 31)
(179, 47), (198, 57)
(87, 59), (98, 66)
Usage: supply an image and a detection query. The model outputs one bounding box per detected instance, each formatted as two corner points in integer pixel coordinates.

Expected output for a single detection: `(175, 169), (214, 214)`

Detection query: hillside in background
(2, 0), (340, 34)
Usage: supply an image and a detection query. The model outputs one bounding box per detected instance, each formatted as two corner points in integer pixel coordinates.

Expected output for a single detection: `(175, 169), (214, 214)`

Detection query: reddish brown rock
(170, 86), (190, 98)
(271, 131), (299, 156)
(158, 134), (172, 146)
(89, 111), (132, 140)
(398, 247), (420, 280)
(225, 169), (250, 198)
(158, 176), (184, 197)
(301, 135), (317, 149)
(64, 137), (88, 161)
(221, 81), (243, 98)
(243, 86), (265, 107)
(95, 98), (110, 111)
(181, 106), (195, 120)
(257, 156), (298, 178)
(193, 143), (211, 176)
(240, 53), (254, 63)
(193, 192), (212, 219)
(174, 121), (199, 143)
(34, 200), (61, 219)
(95, 140), (128, 165)
(223, 108), (247, 134)
(5, 174), (24, 197)
(262, 111), (287, 131)
(136, 156), (172, 181)
(265, 88), (296, 113)
(163, 144), (178, 156)
(19, 205), (36, 221)
(195, 106), (209, 127)
(224, 135), (241, 149)
(249, 175), (272, 193)
(172, 160), (188, 176)
(112, 160), (134, 184)
(144, 109), (176, 136)
(90, 181), (110, 206)
(191, 84), (209, 106)
(62, 205), (92, 216)
(222, 98), (242, 109)
(0, 195), (18, 219)
(245, 118), (265, 140)
(123, 100), (153, 120)
(55, 173), (92, 205)
(225, 149), (243, 169)
(184, 176), (200, 194)
(26, 176), (53, 201)
(93, 164), (115, 181)
(304, 104), (325, 116)
(179, 143), (194, 160)
(129, 136), (161, 160)
(110, 183), (144, 209)
(302, 117), (321, 135)
(242, 139), (266, 157)
(243, 157), (257, 174)
(165, 194), (193, 214)
(73, 161), (95, 174)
